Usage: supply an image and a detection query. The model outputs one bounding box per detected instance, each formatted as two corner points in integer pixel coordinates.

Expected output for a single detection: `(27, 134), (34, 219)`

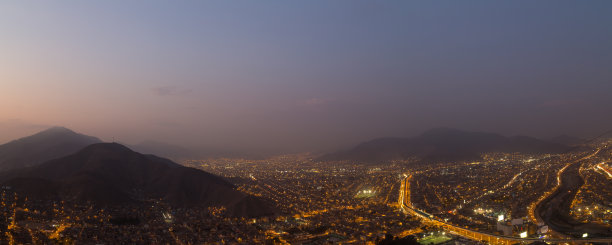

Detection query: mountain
(0, 127), (101, 171)
(0, 143), (275, 217)
(548, 135), (584, 146)
(319, 128), (571, 163)
(130, 140), (197, 161)
(130, 141), (281, 161)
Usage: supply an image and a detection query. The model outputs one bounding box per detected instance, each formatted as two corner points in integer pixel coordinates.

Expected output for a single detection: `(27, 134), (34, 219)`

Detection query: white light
(582, 233), (588, 238)
(520, 232), (527, 238)
(498, 214), (504, 221)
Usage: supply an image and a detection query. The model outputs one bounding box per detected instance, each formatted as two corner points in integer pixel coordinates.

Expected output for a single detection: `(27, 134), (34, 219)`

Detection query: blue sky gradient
(1, 1), (611, 152)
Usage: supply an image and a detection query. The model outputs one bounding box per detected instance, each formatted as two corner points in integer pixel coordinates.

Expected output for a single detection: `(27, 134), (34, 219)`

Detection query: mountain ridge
(0, 127), (102, 171)
(0, 143), (276, 217)
(130, 140), (197, 161)
(319, 128), (571, 163)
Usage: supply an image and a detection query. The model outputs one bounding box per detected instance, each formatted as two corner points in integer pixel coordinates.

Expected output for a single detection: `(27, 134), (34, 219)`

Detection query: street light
(497, 214), (504, 221)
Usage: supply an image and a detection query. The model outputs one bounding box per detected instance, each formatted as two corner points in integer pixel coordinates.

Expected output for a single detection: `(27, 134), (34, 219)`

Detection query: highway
(398, 173), (612, 245)
(596, 162), (612, 179)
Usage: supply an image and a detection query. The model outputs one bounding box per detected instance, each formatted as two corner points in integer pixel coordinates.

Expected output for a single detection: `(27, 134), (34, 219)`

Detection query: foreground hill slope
(0, 143), (275, 217)
(320, 128), (571, 163)
(0, 127), (101, 171)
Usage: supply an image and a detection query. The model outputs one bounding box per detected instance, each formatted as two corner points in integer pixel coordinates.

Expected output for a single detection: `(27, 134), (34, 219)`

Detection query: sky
(1, 1), (611, 153)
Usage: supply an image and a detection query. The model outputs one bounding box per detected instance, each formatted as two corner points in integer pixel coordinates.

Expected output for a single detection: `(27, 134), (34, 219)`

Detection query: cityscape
(187, 140), (612, 244)
(1, 131), (610, 244)
(1, 1), (612, 244)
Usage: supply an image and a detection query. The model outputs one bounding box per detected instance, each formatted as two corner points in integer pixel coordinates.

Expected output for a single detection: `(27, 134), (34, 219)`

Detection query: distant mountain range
(0, 143), (275, 217)
(129, 141), (279, 160)
(0, 127), (101, 171)
(130, 140), (197, 161)
(548, 134), (584, 146)
(319, 128), (572, 163)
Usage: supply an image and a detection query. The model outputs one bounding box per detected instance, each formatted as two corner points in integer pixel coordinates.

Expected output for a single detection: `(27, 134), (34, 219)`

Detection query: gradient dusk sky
(1, 1), (611, 153)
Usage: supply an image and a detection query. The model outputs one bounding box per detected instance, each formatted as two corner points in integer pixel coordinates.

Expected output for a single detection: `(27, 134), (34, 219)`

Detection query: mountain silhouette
(548, 134), (584, 146)
(130, 140), (196, 161)
(0, 127), (101, 171)
(319, 128), (571, 163)
(0, 143), (276, 217)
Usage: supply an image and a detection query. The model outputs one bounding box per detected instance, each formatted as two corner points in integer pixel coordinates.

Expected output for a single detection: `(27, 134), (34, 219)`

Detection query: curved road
(535, 148), (612, 238)
(399, 174), (612, 244)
